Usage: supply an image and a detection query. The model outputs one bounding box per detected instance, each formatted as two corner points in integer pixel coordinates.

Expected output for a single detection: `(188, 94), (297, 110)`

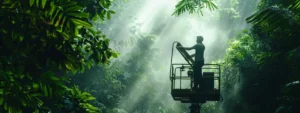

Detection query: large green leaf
(67, 12), (90, 18)
(35, 0), (39, 7)
(0, 97), (3, 105)
(71, 18), (93, 28)
(29, 0), (35, 7)
(61, 1), (77, 8)
(41, 0), (47, 9)
(65, 6), (83, 13)
(246, 6), (297, 35)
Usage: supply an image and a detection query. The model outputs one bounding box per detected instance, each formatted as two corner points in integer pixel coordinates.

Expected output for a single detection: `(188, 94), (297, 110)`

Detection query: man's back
(194, 43), (205, 62)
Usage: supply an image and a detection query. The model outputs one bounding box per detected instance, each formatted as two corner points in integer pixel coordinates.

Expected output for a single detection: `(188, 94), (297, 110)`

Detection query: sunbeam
(96, 0), (260, 112)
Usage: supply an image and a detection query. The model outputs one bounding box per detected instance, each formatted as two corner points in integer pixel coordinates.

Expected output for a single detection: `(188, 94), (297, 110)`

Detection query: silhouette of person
(178, 36), (205, 90)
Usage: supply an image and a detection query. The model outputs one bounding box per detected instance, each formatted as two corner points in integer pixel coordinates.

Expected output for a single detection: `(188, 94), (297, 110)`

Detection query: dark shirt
(192, 43), (205, 62)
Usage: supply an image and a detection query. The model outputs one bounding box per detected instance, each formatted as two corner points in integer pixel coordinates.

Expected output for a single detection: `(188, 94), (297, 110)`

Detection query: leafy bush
(0, 0), (118, 112)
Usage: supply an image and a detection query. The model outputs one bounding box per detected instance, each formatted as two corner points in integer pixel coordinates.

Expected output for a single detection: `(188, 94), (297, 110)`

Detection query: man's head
(196, 36), (203, 43)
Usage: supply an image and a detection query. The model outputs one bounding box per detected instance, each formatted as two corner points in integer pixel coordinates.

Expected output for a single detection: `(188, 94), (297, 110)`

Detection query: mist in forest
(97, 0), (260, 112)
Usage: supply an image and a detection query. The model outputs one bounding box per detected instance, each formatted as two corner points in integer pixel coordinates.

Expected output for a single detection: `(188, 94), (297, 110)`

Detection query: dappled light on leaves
(1, 0), (300, 113)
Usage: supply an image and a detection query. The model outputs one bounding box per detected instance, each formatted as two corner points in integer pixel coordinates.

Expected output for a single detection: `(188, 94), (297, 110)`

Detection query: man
(178, 36), (205, 90)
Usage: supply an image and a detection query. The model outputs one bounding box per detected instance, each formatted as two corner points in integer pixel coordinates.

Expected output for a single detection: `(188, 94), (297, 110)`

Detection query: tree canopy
(0, 0), (118, 112)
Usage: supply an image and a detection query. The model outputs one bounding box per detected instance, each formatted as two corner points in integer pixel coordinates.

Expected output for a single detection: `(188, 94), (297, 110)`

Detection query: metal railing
(170, 64), (221, 90)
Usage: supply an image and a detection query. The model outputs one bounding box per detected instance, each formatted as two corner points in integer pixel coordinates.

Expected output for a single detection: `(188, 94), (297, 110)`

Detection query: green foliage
(201, 102), (217, 113)
(218, 0), (300, 110)
(246, 6), (298, 35)
(246, 0), (300, 48)
(217, 30), (270, 113)
(220, 30), (256, 92)
(65, 85), (101, 113)
(173, 0), (218, 16)
(218, 7), (240, 19)
(70, 62), (126, 110)
(246, 0), (300, 69)
(0, 71), (68, 113)
(0, 0), (118, 112)
(225, 30), (258, 67)
(0, 0), (118, 74)
(74, 0), (116, 21)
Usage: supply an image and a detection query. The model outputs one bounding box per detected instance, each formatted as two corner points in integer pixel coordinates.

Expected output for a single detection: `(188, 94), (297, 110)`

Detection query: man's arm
(190, 54), (195, 57)
(178, 45), (195, 51)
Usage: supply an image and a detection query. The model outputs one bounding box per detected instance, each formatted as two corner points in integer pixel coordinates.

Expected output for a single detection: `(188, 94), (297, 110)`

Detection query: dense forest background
(0, 0), (300, 113)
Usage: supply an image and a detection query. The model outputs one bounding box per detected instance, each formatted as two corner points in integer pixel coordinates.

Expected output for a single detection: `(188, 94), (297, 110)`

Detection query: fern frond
(172, 0), (218, 16)
(246, 6), (298, 34)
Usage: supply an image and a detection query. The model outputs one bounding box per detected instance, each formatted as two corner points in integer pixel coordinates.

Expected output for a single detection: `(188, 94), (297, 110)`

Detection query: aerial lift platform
(169, 42), (221, 113)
